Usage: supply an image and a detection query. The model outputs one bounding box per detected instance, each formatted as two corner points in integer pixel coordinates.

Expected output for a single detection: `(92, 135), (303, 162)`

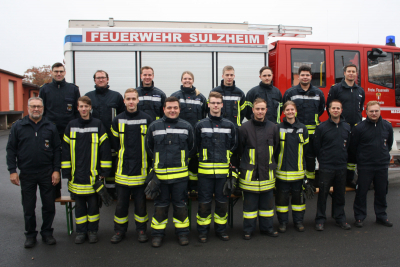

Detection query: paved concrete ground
(1, 130), (400, 267)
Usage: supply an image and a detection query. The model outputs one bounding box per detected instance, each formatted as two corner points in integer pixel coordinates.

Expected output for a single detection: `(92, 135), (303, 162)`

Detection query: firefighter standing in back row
(85, 70), (125, 199)
(195, 91), (237, 243)
(145, 96), (195, 247)
(62, 96), (112, 244)
(326, 64), (365, 187)
(239, 98), (279, 240)
(110, 88), (153, 244)
(171, 71), (207, 194)
(282, 65), (325, 184)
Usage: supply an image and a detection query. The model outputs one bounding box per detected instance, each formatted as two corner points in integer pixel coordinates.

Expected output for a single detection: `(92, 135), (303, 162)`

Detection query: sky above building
(1, 0), (398, 75)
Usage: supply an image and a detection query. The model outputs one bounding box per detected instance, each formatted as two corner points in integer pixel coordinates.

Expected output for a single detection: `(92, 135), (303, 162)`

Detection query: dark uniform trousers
(197, 178), (228, 234)
(151, 181), (189, 237)
(114, 184), (147, 233)
(74, 194), (100, 233)
(275, 179), (305, 225)
(315, 169), (347, 224)
(20, 169), (55, 238)
(243, 190), (274, 233)
(354, 168), (388, 221)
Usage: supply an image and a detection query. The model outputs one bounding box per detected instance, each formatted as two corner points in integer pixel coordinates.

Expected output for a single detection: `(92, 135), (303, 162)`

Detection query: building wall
(22, 85), (40, 116)
(0, 72), (24, 112)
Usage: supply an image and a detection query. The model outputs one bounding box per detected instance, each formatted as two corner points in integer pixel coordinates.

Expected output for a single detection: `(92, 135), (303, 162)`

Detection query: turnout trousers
(315, 169), (347, 224)
(354, 168), (389, 221)
(74, 194), (100, 233)
(114, 184), (148, 233)
(20, 169), (55, 238)
(243, 190), (274, 233)
(151, 181), (189, 237)
(275, 179), (305, 225)
(197, 177), (228, 234)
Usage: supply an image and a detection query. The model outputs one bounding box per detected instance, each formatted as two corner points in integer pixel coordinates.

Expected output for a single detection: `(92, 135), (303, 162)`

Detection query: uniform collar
(181, 85), (196, 94)
(259, 81), (273, 90)
(283, 117), (301, 128)
(140, 81), (154, 90)
(51, 79), (66, 87)
(163, 115), (179, 123)
(208, 113), (222, 121)
(125, 109), (139, 118)
(95, 85), (110, 94)
(21, 115), (50, 125)
(341, 79), (358, 89)
(221, 80), (236, 91)
(365, 116), (382, 124)
(251, 114), (267, 126)
(78, 115), (92, 125)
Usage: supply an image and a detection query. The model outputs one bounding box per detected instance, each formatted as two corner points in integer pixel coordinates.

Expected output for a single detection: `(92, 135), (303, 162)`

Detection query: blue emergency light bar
(386, 36), (395, 46)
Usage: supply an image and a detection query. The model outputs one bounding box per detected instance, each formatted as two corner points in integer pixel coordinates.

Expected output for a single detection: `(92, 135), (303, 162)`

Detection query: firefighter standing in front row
(110, 88), (153, 244)
(62, 96), (112, 244)
(195, 91), (237, 243)
(145, 96), (195, 247)
(275, 101), (309, 233)
(238, 98), (279, 240)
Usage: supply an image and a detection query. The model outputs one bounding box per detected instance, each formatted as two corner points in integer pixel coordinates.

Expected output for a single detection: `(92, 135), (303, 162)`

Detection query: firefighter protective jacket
(238, 115), (279, 193)
(146, 115), (195, 184)
(326, 79), (365, 126)
(195, 113), (238, 179)
(62, 116), (112, 195)
(39, 79), (80, 133)
(276, 118), (309, 181)
(349, 116), (393, 170)
(282, 84), (325, 135)
(210, 80), (247, 128)
(136, 81), (166, 121)
(313, 116), (350, 170)
(171, 86), (207, 128)
(110, 110), (153, 187)
(246, 82), (283, 123)
(6, 116), (61, 174)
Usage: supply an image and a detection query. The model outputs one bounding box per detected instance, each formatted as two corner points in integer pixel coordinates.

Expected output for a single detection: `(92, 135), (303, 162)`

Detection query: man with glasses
(6, 97), (61, 248)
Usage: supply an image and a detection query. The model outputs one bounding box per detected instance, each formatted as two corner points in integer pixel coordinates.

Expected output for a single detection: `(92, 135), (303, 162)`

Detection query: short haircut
(28, 97), (43, 106)
(181, 71), (194, 81)
(124, 88), (138, 98)
(329, 99), (342, 108)
(164, 96), (180, 108)
(78, 96), (92, 106)
(253, 98), (267, 108)
(344, 64), (358, 72)
(259, 66), (273, 75)
(209, 91), (223, 101)
(141, 66), (154, 74)
(93, 70), (109, 80)
(282, 100), (296, 111)
(222, 65), (234, 74)
(51, 62), (65, 71)
(298, 65), (312, 75)
(366, 100), (380, 111)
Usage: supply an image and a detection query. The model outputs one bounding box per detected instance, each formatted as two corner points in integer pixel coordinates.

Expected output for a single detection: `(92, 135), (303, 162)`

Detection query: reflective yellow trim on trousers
(181, 150), (185, 167)
(61, 161), (71, 168)
(276, 206), (289, 213)
(76, 215), (88, 224)
(276, 170), (305, 181)
(173, 217), (189, 228)
(347, 163), (356, 171)
(249, 149), (255, 165)
(134, 213), (149, 223)
(292, 204), (306, 211)
(111, 126), (119, 137)
(63, 134), (71, 144)
(243, 211), (258, 219)
(88, 214), (100, 222)
(91, 133), (99, 178)
(151, 218), (168, 229)
(99, 133), (107, 145)
(305, 170), (315, 179)
(278, 132), (286, 170)
(259, 210), (274, 217)
(68, 181), (96, 194)
(214, 213), (228, 224)
(269, 146), (273, 164)
(202, 148), (208, 161)
(197, 214), (212, 225)
(114, 215), (128, 224)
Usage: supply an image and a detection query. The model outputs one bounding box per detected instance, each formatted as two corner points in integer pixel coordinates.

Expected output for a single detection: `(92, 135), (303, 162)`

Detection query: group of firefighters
(6, 62), (394, 249)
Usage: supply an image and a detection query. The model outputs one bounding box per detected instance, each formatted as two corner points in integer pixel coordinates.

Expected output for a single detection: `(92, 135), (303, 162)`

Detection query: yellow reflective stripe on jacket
(68, 180), (96, 194)
(259, 210), (274, 217)
(306, 124), (316, 135)
(244, 170), (254, 181)
(304, 136), (309, 145)
(239, 178), (275, 192)
(278, 131), (285, 170)
(298, 135), (304, 171)
(140, 125), (148, 175)
(173, 217), (189, 228)
(198, 168), (229, 175)
(315, 114), (319, 126)
(196, 214), (212, 225)
(305, 170), (315, 179)
(151, 218), (168, 229)
(249, 149), (255, 165)
(276, 103), (283, 123)
(95, 184), (104, 193)
(61, 161), (71, 168)
(90, 133), (99, 177)
(292, 204), (306, 211)
(63, 134), (71, 144)
(100, 161), (112, 168)
(189, 171), (198, 181)
(214, 213), (228, 224)
(154, 152), (159, 169)
(202, 148), (208, 161)
(111, 126), (119, 137)
(347, 163), (356, 171)
(114, 215), (128, 224)
(99, 133), (107, 145)
(276, 170), (305, 181)
(117, 123), (126, 175)
(134, 213), (149, 223)
(75, 215), (88, 224)
(154, 167), (188, 180)
(181, 150), (185, 167)
(269, 146), (273, 164)
(88, 214), (100, 222)
(276, 206), (289, 213)
(226, 150), (232, 163)
(243, 211), (258, 219)
(115, 173), (146, 186)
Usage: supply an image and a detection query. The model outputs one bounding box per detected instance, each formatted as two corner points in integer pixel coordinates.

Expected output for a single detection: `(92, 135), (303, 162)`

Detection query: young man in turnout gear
(282, 65), (325, 184)
(6, 97), (61, 248)
(246, 66), (283, 124)
(85, 70), (125, 198)
(110, 88), (153, 244)
(195, 91), (237, 243)
(39, 62), (81, 198)
(349, 101), (394, 228)
(171, 71), (207, 194)
(238, 98), (279, 240)
(62, 96), (112, 244)
(136, 66), (166, 121)
(145, 96), (195, 247)
(314, 100), (352, 231)
(275, 101), (309, 233)
(326, 64), (365, 188)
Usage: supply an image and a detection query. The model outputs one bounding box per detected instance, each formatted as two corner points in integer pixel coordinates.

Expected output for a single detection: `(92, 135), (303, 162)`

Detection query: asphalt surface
(1, 129), (400, 267)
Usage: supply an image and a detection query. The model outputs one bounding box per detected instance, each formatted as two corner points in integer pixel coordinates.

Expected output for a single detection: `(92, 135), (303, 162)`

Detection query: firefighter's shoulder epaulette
(384, 119), (391, 124)
(40, 82), (50, 87)
(12, 119), (21, 124)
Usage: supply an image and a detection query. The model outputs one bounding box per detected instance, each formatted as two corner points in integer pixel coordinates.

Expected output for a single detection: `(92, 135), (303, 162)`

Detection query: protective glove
(303, 177), (316, 199)
(144, 170), (161, 199)
(93, 179), (113, 207)
(223, 167), (238, 196)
